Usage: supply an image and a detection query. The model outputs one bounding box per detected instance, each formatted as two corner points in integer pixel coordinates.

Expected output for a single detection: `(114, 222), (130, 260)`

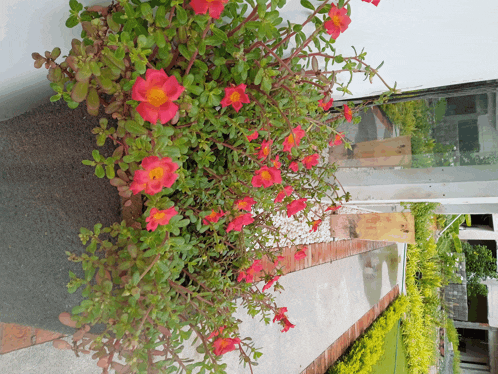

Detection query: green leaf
(300, 0), (314, 10)
(254, 68), (264, 85)
(125, 120), (148, 135)
(176, 6), (188, 25)
(92, 150), (102, 162)
(106, 165), (115, 179)
(155, 6), (168, 27)
(465, 214), (471, 227)
(69, 0), (82, 12)
(72, 305), (86, 315)
(65, 15), (79, 28)
(95, 164), (105, 178)
(452, 232), (462, 253)
(210, 26), (228, 42)
(50, 94), (61, 102)
(178, 44), (191, 60)
(114, 46), (125, 60)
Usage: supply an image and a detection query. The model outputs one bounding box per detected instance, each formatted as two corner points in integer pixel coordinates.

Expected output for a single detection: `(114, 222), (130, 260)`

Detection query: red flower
(207, 325), (226, 340)
(262, 275), (281, 292)
(281, 317), (296, 333)
(282, 125), (306, 153)
(287, 198), (307, 217)
(145, 207), (178, 231)
(234, 197), (256, 211)
(271, 155), (281, 169)
(274, 186), (293, 203)
(324, 4), (351, 40)
(310, 219), (322, 233)
(212, 337), (241, 356)
(289, 161), (299, 172)
(257, 139), (273, 160)
(130, 156), (179, 195)
(238, 259), (263, 283)
(294, 247), (307, 260)
(132, 69), (184, 125)
(190, 0), (229, 19)
(325, 205), (342, 212)
(302, 153), (319, 169)
(226, 213), (254, 233)
(203, 209), (225, 225)
(273, 307), (288, 323)
(318, 98), (333, 111)
(247, 131), (259, 141)
(344, 104), (353, 122)
(362, 0), (380, 6)
(329, 132), (344, 146)
(273, 255), (285, 266)
(221, 83), (250, 112)
(251, 166), (282, 188)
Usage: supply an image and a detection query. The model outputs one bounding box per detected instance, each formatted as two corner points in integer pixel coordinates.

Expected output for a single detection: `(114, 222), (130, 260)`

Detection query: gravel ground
(263, 204), (370, 248)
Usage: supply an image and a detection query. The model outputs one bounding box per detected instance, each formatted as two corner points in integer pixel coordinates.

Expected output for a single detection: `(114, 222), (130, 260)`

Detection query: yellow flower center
(154, 212), (166, 220)
(146, 88), (169, 107)
(219, 339), (230, 349)
(261, 171), (272, 181)
(238, 201), (247, 208)
(263, 147), (269, 156)
(287, 134), (295, 145)
(149, 167), (164, 180)
(230, 91), (241, 102)
(208, 211), (217, 219)
(332, 15), (342, 27)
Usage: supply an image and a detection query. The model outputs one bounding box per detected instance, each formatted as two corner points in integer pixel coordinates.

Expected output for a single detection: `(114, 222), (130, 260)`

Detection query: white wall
(2, 0), (498, 121)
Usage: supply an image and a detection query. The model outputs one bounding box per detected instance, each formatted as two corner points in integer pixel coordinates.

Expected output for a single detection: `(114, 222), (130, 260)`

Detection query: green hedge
(328, 295), (408, 374)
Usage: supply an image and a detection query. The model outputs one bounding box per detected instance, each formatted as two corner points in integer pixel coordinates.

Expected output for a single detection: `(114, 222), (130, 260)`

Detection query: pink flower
(190, 0), (229, 19)
(130, 156), (179, 195)
(273, 307), (288, 323)
(238, 260), (263, 283)
(282, 125), (306, 153)
(310, 219), (322, 233)
(145, 207), (178, 231)
(362, 0), (380, 6)
(281, 317), (296, 333)
(257, 139), (273, 160)
(286, 198), (307, 217)
(132, 69), (185, 125)
(318, 98), (333, 111)
(274, 186), (294, 203)
(221, 84), (250, 112)
(212, 337), (241, 356)
(294, 247), (307, 260)
(289, 161), (299, 172)
(226, 213), (254, 233)
(234, 196), (256, 211)
(344, 104), (353, 123)
(302, 153), (319, 169)
(329, 132), (344, 146)
(325, 205), (342, 212)
(262, 275), (281, 292)
(273, 255), (285, 266)
(324, 4), (351, 40)
(208, 325), (226, 340)
(251, 166), (282, 188)
(203, 209), (225, 225)
(247, 131), (259, 141)
(271, 155), (281, 169)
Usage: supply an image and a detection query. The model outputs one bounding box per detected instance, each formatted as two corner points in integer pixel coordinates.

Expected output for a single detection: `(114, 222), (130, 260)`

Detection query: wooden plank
(330, 213), (416, 244)
(329, 136), (412, 168)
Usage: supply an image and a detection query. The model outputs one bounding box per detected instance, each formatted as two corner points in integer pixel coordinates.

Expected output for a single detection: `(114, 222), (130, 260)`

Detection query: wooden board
(330, 213), (416, 244)
(329, 136), (412, 168)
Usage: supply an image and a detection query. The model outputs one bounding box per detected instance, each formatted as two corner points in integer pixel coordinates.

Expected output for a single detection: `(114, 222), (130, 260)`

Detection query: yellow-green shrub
(328, 295), (408, 374)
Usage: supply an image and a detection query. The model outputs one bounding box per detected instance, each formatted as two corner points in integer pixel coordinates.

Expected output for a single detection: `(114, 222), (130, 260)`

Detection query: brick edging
(301, 285), (401, 374)
(255, 240), (396, 281)
(0, 323), (64, 354)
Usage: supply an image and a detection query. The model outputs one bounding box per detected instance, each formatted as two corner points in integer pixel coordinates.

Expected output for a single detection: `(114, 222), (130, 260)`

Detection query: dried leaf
(116, 169), (129, 181)
(73, 327), (87, 342)
(53, 339), (72, 350)
(59, 312), (78, 328)
(97, 356), (110, 368)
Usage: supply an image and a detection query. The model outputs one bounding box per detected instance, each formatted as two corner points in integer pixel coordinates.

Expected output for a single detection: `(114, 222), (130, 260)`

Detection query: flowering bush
(33, 0), (395, 372)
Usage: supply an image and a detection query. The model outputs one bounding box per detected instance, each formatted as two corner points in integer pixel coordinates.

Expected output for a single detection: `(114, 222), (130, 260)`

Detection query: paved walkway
(0, 242), (405, 373)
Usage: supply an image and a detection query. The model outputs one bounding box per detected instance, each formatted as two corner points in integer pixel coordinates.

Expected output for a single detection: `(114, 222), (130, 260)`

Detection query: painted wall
(2, 0), (498, 121)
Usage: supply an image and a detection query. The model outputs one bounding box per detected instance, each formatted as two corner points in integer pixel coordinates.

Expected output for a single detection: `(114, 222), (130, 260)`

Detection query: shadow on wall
(357, 244), (400, 306)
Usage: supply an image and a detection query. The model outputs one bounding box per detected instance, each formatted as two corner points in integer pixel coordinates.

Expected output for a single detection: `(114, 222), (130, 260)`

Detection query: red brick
(0, 323), (34, 354)
(34, 329), (63, 345)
